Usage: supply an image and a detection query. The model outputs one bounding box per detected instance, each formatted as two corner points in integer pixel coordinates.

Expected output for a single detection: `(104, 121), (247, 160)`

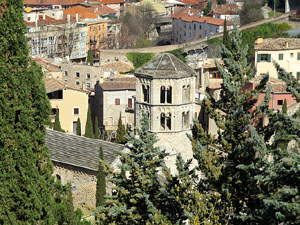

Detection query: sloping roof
(213, 4), (239, 15)
(254, 38), (300, 51)
(176, 0), (207, 6)
(249, 76), (288, 93)
(85, 4), (116, 15)
(101, 62), (134, 74)
(24, 15), (67, 26)
(46, 129), (123, 171)
(63, 6), (98, 20)
(135, 53), (196, 79)
(172, 8), (232, 26)
(33, 58), (61, 72)
(44, 78), (88, 93)
(98, 0), (125, 4)
(100, 79), (136, 90)
(24, 0), (85, 6)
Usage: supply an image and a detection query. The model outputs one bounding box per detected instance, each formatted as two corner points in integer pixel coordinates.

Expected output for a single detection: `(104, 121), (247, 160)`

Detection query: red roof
(176, 0), (207, 6)
(173, 8), (233, 26)
(24, 15), (67, 26)
(213, 4), (239, 15)
(98, 0), (125, 4)
(63, 6), (98, 20)
(24, 0), (85, 6)
(84, 4), (116, 15)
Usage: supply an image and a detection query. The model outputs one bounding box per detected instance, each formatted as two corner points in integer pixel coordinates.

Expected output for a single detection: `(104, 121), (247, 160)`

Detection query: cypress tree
(115, 113), (126, 144)
(222, 18), (231, 50)
(0, 0), (80, 223)
(76, 117), (81, 135)
(94, 116), (99, 139)
(54, 108), (64, 132)
(84, 105), (94, 138)
(96, 146), (106, 207)
(282, 98), (287, 114)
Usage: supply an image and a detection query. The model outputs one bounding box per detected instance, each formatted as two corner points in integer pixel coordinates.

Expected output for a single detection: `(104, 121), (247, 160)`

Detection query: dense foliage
(87, 49), (94, 66)
(165, 48), (186, 63)
(54, 108), (65, 132)
(126, 52), (155, 70)
(84, 105), (94, 138)
(0, 0), (83, 223)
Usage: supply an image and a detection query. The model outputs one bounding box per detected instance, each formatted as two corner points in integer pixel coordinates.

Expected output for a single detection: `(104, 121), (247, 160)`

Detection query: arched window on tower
(147, 85), (150, 103)
(142, 85), (147, 102)
(186, 85), (190, 102)
(161, 113), (172, 130)
(167, 87), (172, 103)
(160, 86), (166, 103)
(182, 85), (186, 103)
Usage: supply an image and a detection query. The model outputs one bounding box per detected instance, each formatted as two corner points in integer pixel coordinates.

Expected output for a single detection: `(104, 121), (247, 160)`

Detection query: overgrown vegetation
(240, 0), (264, 25)
(126, 52), (155, 70)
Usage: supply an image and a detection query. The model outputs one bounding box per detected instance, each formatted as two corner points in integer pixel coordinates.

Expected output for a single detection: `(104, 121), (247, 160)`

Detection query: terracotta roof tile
(63, 6), (98, 20)
(98, 0), (125, 4)
(213, 4), (239, 15)
(249, 76), (288, 93)
(254, 38), (300, 51)
(172, 8), (232, 26)
(176, 0), (207, 6)
(33, 58), (61, 72)
(25, 15), (67, 26)
(44, 78), (88, 93)
(24, 0), (85, 6)
(85, 4), (116, 15)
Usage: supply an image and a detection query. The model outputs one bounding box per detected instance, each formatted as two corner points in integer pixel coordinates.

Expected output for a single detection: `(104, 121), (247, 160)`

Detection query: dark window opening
(128, 98), (132, 109)
(115, 98), (120, 105)
(277, 100), (283, 106)
(160, 86), (166, 103)
(161, 113), (165, 129)
(47, 90), (63, 99)
(142, 85), (150, 103)
(51, 108), (57, 115)
(56, 174), (61, 180)
(161, 113), (171, 130)
(167, 87), (172, 103)
(74, 108), (79, 115)
(76, 72), (80, 78)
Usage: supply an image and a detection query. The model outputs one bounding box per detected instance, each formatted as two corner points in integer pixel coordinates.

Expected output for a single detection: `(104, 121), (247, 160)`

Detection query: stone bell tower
(134, 53), (197, 172)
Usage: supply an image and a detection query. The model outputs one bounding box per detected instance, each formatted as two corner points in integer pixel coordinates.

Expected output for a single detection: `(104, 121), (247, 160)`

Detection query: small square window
(277, 100), (283, 106)
(86, 73), (90, 79)
(76, 72), (80, 78)
(279, 53), (283, 60)
(76, 81), (80, 85)
(86, 82), (91, 89)
(115, 98), (120, 105)
(74, 108), (79, 115)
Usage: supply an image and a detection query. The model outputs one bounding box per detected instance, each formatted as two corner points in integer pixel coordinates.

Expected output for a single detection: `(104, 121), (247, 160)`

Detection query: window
(297, 72), (300, 80)
(184, 24), (186, 28)
(194, 24), (196, 30)
(189, 24), (191, 29)
(64, 71), (68, 76)
(290, 53), (294, 58)
(184, 32), (186, 37)
(86, 82), (91, 89)
(115, 98), (120, 105)
(257, 54), (271, 62)
(277, 100), (283, 106)
(128, 98), (132, 109)
(76, 72), (80, 78)
(279, 53), (283, 60)
(160, 86), (172, 104)
(160, 113), (171, 130)
(142, 85), (150, 103)
(76, 81), (80, 85)
(209, 71), (221, 79)
(86, 73), (90, 79)
(199, 25), (202, 30)
(73, 108), (79, 115)
(298, 52), (300, 60)
(182, 111), (189, 128)
(72, 121), (78, 134)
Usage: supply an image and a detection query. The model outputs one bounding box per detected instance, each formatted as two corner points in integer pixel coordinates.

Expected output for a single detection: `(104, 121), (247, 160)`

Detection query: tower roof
(135, 53), (196, 79)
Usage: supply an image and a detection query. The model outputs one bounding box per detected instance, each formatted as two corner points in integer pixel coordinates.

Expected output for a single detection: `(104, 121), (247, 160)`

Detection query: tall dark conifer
(222, 18), (231, 50)
(76, 117), (81, 135)
(96, 146), (106, 207)
(94, 117), (99, 139)
(0, 1), (83, 223)
(84, 105), (94, 138)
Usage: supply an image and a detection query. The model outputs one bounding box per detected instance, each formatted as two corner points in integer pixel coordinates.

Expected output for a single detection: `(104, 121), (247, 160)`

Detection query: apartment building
(254, 38), (300, 79)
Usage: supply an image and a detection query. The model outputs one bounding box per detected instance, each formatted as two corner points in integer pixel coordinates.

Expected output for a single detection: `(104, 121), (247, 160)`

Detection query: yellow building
(87, 20), (107, 60)
(44, 78), (89, 134)
(255, 38), (300, 80)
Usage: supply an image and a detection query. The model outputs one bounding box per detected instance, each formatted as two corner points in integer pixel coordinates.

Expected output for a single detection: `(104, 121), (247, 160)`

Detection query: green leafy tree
(94, 117), (99, 139)
(96, 146), (106, 207)
(54, 108), (64, 132)
(240, 0), (263, 25)
(96, 116), (170, 224)
(76, 117), (81, 136)
(115, 113), (126, 144)
(84, 106), (94, 138)
(0, 0), (80, 223)
(165, 48), (186, 63)
(87, 49), (94, 66)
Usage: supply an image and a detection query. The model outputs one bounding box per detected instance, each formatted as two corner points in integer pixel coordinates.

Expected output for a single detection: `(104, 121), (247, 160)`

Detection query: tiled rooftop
(254, 38), (300, 51)
(63, 6), (98, 20)
(249, 76), (288, 93)
(172, 8), (232, 26)
(24, 0), (85, 6)
(213, 4), (239, 15)
(100, 78), (136, 91)
(44, 78), (88, 93)
(46, 129), (123, 171)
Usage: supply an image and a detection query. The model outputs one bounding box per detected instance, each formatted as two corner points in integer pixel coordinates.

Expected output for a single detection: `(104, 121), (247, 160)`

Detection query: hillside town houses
(20, 0), (300, 215)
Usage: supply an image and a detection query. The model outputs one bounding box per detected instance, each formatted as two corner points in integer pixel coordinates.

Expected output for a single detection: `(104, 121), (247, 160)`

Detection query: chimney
(76, 12), (79, 22)
(256, 37), (263, 44)
(67, 14), (70, 23)
(286, 41), (289, 48)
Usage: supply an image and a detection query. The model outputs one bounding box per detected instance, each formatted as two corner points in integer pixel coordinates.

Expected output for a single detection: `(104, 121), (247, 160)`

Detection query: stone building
(46, 129), (123, 214)
(135, 53), (197, 172)
(93, 78), (136, 134)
